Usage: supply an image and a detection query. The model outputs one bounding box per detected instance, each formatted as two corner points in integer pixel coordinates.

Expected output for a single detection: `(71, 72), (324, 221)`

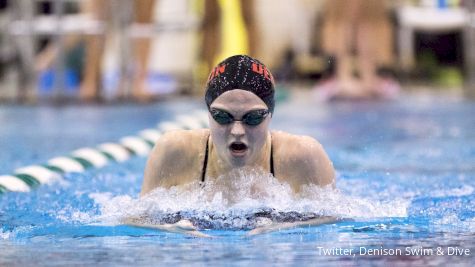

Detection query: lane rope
(0, 110), (209, 194)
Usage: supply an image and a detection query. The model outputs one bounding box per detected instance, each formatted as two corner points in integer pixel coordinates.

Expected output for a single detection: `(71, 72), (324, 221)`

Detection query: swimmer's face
(209, 89), (271, 168)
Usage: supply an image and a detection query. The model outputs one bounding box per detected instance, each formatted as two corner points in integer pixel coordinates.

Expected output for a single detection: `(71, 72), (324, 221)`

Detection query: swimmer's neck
(207, 132), (272, 179)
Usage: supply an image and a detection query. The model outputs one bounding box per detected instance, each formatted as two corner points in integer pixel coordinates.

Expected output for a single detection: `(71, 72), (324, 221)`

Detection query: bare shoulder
(271, 131), (335, 189)
(156, 129), (209, 153)
(141, 129), (209, 196)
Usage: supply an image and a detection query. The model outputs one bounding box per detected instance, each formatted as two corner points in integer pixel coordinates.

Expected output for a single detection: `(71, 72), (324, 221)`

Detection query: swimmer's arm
(141, 132), (187, 196)
(247, 216), (339, 236)
(297, 137), (335, 187)
(123, 217), (211, 238)
(141, 137), (167, 196)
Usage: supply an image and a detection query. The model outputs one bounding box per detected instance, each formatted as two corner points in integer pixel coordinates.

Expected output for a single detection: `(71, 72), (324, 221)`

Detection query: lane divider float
(0, 110), (209, 195)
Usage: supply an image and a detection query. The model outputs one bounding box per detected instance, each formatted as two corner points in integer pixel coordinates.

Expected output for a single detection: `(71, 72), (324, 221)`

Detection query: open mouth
(229, 142), (248, 155)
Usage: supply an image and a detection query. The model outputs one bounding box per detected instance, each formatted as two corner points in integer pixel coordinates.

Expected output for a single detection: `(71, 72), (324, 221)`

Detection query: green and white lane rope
(0, 110), (209, 195)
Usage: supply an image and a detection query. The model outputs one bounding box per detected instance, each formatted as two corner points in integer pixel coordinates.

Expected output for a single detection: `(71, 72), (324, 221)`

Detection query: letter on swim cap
(208, 64), (227, 82)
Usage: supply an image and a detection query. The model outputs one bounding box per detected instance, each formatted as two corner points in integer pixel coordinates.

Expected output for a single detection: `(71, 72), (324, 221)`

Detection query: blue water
(1, 92), (474, 266)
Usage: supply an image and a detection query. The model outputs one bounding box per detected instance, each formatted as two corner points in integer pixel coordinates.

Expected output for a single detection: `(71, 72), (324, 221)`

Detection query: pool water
(1, 92), (474, 266)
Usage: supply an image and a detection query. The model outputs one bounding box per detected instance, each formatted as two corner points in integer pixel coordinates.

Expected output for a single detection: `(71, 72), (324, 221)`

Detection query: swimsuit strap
(270, 133), (275, 177)
(201, 133), (210, 182)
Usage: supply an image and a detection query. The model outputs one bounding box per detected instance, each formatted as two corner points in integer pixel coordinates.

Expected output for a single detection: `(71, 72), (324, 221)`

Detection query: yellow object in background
(215, 0), (249, 64)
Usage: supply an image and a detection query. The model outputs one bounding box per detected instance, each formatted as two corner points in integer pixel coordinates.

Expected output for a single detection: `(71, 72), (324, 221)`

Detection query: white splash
(0, 229), (12, 240)
(430, 185), (474, 198)
(84, 168), (408, 229)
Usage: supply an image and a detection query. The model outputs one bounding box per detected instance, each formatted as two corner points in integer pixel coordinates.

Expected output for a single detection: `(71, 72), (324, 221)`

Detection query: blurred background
(0, 0), (474, 104)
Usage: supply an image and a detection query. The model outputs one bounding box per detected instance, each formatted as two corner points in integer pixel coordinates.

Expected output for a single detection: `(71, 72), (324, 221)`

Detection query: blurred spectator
(82, 0), (156, 102)
(315, 0), (399, 101)
(198, 0), (255, 88)
(36, 0), (157, 102)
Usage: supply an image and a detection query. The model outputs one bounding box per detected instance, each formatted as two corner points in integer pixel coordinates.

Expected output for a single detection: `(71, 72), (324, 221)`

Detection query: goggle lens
(210, 109), (269, 126)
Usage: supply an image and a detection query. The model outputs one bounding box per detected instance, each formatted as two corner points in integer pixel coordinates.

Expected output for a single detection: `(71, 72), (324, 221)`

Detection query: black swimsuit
(201, 134), (275, 182)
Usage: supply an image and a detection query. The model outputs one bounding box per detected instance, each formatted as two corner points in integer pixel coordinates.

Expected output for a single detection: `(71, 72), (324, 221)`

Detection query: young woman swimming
(141, 55), (334, 194)
(131, 55), (336, 236)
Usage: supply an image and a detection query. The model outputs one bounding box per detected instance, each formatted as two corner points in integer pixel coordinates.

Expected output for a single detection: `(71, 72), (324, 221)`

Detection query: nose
(230, 121), (245, 137)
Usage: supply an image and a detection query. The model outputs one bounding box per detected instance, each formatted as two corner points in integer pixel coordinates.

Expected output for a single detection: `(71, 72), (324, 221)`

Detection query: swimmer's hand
(123, 218), (211, 238)
(247, 216), (339, 236)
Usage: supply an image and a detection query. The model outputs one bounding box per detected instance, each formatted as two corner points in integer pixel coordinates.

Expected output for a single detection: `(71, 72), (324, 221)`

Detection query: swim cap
(205, 55), (275, 113)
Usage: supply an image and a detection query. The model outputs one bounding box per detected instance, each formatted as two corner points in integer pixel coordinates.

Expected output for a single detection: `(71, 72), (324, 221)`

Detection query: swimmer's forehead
(210, 89), (268, 113)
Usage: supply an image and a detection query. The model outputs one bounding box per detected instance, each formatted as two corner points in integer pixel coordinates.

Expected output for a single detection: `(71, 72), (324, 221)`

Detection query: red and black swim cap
(205, 55), (275, 113)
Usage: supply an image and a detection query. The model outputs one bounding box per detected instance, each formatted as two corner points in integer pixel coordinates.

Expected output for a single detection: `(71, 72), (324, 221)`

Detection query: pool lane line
(0, 110), (209, 195)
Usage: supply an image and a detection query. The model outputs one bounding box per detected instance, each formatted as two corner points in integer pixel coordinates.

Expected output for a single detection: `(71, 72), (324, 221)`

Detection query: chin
(228, 155), (248, 168)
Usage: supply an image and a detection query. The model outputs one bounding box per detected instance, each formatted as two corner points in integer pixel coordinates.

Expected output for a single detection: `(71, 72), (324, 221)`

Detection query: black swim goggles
(209, 108), (269, 126)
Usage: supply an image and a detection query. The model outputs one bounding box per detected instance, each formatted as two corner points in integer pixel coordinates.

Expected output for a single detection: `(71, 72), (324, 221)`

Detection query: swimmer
(128, 55), (336, 236)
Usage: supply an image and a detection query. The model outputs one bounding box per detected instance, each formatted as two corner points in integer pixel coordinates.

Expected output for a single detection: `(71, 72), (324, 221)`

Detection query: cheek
(247, 122), (269, 145)
(210, 123), (228, 144)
